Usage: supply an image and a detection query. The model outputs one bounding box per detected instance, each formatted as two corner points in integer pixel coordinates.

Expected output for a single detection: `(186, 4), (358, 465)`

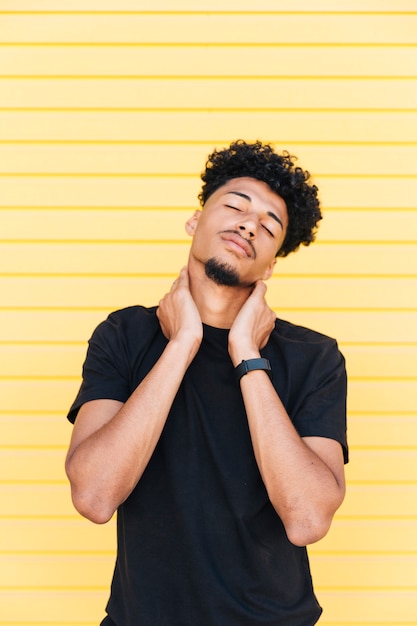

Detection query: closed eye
(262, 224), (275, 237)
(227, 204), (275, 236)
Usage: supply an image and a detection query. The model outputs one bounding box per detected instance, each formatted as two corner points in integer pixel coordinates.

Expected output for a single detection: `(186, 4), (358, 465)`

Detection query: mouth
(220, 231), (254, 258)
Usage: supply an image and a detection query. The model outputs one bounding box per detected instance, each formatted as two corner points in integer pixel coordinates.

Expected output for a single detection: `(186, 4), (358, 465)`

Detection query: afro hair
(198, 140), (322, 257)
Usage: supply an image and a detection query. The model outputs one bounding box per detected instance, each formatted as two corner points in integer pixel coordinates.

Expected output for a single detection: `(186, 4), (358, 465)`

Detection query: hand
(228, 281), (276, 365)
(157, 267), (203, 353)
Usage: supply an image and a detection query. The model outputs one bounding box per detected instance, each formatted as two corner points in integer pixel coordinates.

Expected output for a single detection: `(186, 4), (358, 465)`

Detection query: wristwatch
(235, 358), (272, 382)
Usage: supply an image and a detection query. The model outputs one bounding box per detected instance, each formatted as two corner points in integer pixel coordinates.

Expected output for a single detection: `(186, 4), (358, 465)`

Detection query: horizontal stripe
(0, 484), (81, 517)
(1, 554), (113, 588)
(1, 45), (416, 78)
(0, 415), (76, 446)
(4, 0), (417, 12)
(317, 591), (417, 622)
(348, 415), (417, 447)
(346, 449), (417, 482)
(2, 77), (417, 109)
(1, 111), (416, 141)
(1, 144), (417, 175)
(0, 518), (115, 553)
(310, 518), (417, 553)
(1, 14), (416, 44)
(0, 589), (106, 622)
(338, 484), (417, 517)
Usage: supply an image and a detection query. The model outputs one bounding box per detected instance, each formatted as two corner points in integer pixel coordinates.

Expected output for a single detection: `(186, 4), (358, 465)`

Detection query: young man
(66, 140), (348, 626)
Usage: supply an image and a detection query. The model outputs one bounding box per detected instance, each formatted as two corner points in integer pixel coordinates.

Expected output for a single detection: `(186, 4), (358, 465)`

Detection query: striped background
(1, 2), (416, 625)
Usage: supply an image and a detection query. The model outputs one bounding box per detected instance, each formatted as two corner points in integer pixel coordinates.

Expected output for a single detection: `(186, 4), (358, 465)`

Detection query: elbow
(282, 492), (345, 546)
(70, 487), (115, 524)
(279, 488), (346, 547)
(284, 516), (333, 547)
(273, 496), (342, 547)
(65, 459), (115, 524)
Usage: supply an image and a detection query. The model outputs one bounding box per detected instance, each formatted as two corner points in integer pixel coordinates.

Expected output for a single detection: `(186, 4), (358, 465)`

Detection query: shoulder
(88, 304), (162, 362)
(105, 304), (158, 327)
(274, 317), (336, 345)
(267, 317), (345, 371)
(92, 305), (159, 340)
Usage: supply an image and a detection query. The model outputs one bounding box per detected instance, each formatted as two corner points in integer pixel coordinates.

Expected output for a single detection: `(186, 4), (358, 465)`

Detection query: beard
(204, 257), (244, 287)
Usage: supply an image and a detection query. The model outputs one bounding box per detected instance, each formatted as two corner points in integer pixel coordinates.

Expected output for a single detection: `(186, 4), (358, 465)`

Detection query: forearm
(66, 336), (197, 523)
(240, 371), (345, 546)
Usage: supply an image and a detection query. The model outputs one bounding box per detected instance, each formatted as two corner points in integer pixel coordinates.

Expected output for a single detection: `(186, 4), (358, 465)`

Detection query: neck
(188, 262), (253, 329)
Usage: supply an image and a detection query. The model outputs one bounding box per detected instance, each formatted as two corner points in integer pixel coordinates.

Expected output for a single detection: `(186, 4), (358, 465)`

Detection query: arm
(65, 267), (202, 524)
(228, 281), (346, 547)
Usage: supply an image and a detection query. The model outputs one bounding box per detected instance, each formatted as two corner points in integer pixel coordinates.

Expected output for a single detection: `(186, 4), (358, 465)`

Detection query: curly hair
(198, 140), (322, 257)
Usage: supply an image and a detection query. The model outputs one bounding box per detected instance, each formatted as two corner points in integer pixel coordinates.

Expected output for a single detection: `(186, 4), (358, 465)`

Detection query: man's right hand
(157, 266), (203, 357)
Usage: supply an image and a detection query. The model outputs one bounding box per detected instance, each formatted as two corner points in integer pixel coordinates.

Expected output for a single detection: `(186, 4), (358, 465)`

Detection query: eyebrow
(227, 191), (284, 229)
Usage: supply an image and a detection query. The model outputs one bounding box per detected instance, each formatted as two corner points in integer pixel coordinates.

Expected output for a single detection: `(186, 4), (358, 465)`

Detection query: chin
(204, 257), (254, 288)
(204, 258), (240, 286)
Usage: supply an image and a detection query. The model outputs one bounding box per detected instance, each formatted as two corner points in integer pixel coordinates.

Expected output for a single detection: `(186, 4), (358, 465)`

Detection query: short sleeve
(67, 313), (132, 423)
(292, 340), (348, 463)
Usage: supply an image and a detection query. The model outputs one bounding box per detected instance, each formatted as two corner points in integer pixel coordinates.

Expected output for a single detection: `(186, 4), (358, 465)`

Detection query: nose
(237, 217), (256, 239)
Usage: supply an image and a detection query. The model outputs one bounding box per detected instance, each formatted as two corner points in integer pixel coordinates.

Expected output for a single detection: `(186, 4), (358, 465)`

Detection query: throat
(188, 256), (254, 328)
(196, 286), (253, 330)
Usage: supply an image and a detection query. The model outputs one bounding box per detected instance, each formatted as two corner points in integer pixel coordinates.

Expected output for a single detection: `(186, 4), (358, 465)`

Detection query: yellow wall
(1, 2), (416, 625)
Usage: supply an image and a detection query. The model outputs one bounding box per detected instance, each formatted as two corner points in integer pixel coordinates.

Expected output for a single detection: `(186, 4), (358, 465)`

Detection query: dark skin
(65, 177), (345, 546)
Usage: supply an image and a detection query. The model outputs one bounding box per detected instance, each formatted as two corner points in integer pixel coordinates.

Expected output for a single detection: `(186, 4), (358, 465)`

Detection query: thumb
(251, 280), (267, 299)
(178, 266), (189, 287)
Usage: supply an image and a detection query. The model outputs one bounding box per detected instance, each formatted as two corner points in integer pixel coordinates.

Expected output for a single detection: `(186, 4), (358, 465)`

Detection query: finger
(170, 270), (183, 291)
(257, 280), (267, 294)
(250, 280), (267, 300)
(177, 266), (189, 286)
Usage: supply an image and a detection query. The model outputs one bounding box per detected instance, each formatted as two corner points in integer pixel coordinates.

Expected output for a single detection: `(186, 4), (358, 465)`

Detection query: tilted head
(198, 140), (322, 257)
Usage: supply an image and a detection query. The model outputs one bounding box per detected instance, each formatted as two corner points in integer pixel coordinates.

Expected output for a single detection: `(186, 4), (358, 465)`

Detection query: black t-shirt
(68, 305), (348, 626)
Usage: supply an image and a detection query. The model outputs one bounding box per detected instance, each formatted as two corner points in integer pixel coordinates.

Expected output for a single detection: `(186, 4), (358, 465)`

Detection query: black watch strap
(235, 358), (272, 382)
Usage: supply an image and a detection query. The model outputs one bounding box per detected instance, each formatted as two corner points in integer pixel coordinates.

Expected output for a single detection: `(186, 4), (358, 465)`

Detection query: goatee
(204, 258), (241, 287)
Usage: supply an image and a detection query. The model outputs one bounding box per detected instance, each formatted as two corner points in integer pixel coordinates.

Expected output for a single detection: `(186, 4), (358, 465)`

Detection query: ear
(262, 258), (277, 281)
(185, 210), (202, 236)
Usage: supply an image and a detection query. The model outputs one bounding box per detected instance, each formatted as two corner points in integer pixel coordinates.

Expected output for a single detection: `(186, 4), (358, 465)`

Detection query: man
(66, 140), (348, 626)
